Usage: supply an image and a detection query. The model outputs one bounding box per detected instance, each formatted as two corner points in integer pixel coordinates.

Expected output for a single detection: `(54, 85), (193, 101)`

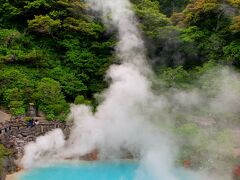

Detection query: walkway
(0, 110), (11, 123)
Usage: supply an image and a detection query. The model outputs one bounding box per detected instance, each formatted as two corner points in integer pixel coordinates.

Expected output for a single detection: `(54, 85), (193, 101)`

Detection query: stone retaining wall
(0, 120), (70, 180)
(0, 120), (70, 159)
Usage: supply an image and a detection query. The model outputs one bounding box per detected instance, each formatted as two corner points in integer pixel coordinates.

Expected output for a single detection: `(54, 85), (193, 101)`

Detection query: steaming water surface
(19, 161), (199, 180)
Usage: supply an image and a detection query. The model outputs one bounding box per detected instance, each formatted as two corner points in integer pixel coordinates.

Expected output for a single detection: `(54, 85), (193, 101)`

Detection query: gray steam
(20, 0), (240, 180)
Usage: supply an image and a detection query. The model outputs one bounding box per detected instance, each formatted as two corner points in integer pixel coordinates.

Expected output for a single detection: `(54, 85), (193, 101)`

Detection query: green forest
(0, 0), (240, 120)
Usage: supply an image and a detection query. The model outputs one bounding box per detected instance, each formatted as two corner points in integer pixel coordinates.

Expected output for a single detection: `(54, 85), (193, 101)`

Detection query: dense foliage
(0, 0), (114, 119)
(0, 0), (239, 122)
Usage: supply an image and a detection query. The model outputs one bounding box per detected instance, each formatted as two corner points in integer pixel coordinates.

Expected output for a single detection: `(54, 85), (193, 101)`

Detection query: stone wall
(0, 120), (70, 180)
(0, 120), (70, 159)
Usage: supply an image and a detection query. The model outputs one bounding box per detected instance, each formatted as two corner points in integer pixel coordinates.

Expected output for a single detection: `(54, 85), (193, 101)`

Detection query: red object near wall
(183, 159), (191, 168)
(233, 165), (240, 179)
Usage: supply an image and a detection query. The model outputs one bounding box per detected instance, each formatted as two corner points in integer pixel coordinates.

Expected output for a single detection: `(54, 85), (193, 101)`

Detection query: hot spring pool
(19, 161), (200, 180)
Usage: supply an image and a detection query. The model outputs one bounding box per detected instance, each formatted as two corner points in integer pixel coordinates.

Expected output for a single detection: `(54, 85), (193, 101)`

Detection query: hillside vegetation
(0, 0), (240, 120)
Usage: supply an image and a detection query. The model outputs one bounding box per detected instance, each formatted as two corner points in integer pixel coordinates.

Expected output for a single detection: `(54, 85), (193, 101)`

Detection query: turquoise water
(20, 161), (199, 180)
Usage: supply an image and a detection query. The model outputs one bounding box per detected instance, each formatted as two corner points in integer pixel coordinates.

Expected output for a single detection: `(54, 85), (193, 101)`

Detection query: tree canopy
(0, 0), (239, 120)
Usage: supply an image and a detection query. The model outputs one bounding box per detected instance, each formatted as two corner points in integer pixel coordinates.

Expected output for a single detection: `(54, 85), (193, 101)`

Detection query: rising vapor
(20, 0), (240, 180)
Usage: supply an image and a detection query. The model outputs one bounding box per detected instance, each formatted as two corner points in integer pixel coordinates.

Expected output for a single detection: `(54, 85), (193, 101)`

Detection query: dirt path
(0, 110), (11, 123)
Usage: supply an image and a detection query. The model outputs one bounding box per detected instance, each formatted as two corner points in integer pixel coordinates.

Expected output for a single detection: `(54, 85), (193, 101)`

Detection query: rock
(17, 134), (23, 138)
(1, 156), (17, 180)
(81, 149), (99, 161)
(191, 116), (216, 127)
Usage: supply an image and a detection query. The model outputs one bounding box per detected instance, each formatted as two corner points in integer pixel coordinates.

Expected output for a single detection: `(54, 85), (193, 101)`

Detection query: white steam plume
(21, 0), (177, 179)
(20, 0), (240, 180)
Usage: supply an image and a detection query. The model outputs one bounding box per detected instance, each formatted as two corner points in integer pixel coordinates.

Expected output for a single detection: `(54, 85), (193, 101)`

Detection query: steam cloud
(21, 0), (240, 180)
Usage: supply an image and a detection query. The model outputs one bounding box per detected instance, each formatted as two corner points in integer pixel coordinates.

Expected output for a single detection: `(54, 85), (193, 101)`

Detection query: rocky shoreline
(5, 170), (23, 180)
